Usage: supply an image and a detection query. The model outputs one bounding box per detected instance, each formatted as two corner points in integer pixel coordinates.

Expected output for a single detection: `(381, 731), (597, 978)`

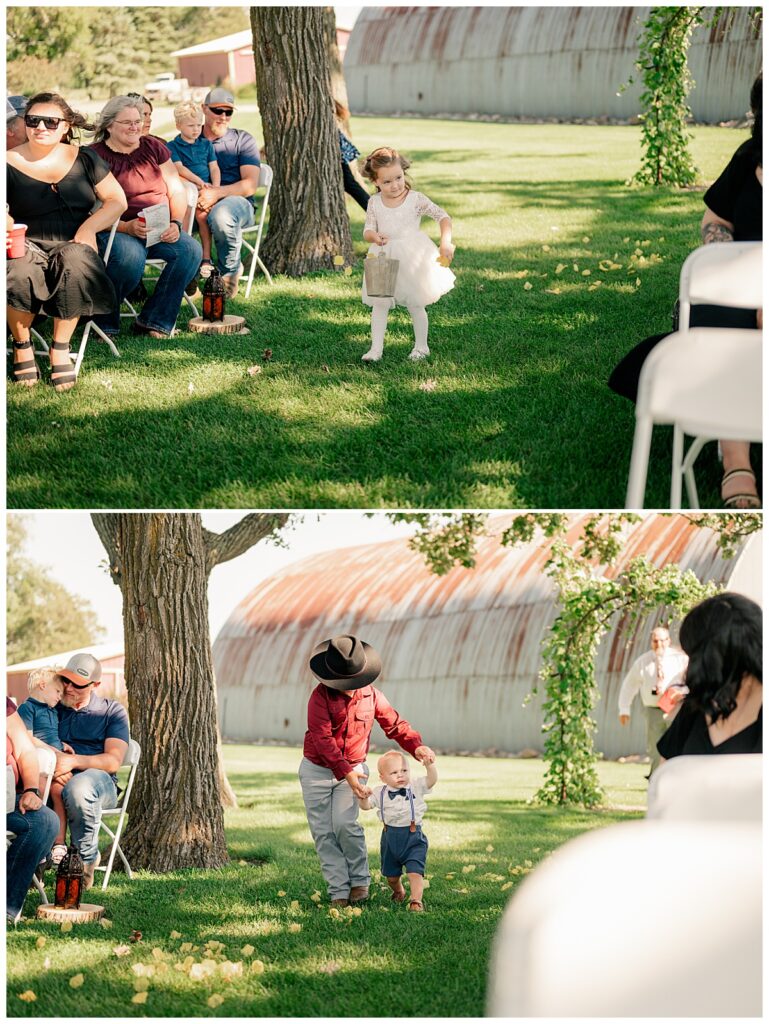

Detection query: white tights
(365, 299), (429, 359)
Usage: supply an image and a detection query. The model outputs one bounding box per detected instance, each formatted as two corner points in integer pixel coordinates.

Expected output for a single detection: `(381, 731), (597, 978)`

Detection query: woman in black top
(658, 593), (762, 760)
(609, 73), (763, 506)
(6, 92), (126, 391)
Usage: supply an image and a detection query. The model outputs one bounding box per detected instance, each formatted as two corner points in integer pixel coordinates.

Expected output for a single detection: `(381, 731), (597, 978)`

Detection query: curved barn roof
(213, 515), (760, 757)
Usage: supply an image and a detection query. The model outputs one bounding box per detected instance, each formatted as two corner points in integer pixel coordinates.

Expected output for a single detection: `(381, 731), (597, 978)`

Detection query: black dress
(608, 140), (762, 402)
(657, 702), (762, 758)
(6, 147), (118, 319)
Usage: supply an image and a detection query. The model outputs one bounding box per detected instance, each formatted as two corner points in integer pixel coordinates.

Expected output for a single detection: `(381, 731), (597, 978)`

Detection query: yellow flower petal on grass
(113, 944), (131, 957)
(170, 930), (182, 939)
(131, 992), (148, 1005)
(208, 994), (225, 1008)
(486, 844), (495, 852)
(523, 281), (533, 290)
(69, 974), (85, 989)
(445, 872), (455, 879)
(288, 923), (302, 933)
(512, 269), (529, 279)
(581, 269), (591, 276)
(18, 991), (37, 1002)
(289, 900), (300, 911)
(501, 881), (513, 891)
(462, 864), (477, 873)
(61, 921), (73, 933)
(100, 918), (113, 929)
(582, 236), (591, 243)
(344, 266), (353, 277)
(241, 944), (255, 957)
(133, 978), (150, 992)
(554, 263), (567, 274)
(333, 255), (344, 266)
(277, 890), (286, 897)
(35, 937), (46, 949)
(250, 959), (266, 975)
(545, 287), (562, 295)
(541, 244), (551, 252)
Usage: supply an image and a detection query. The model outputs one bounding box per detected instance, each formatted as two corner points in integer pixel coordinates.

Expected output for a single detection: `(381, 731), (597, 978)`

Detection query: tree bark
(250, 7), (354, 275)
(322, 5), (351, 133)
(90, 512), (289, 870)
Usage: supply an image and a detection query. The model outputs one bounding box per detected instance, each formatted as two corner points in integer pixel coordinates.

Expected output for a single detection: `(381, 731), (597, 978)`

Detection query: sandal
(49, 339), (77, 393)
(721, 468), (761, 509)
(11, 338), (40, 386)
(407, 900), (425, 913)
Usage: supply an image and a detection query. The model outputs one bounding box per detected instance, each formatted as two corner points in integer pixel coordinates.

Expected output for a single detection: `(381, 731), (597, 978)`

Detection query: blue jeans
(6, 798), (59, 921)
(61, 769), (117, 864)
(207, 196), (255, 275)
(94, 229), (202, 336)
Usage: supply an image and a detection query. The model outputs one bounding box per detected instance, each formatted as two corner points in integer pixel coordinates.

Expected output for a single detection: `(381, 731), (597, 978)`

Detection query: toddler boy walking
(359, 749), (437, 912)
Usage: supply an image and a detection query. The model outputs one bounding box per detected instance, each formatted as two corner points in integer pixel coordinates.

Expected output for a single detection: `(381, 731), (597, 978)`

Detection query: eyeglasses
(207, 106), (234, 117)
(113, 119), (143, 128)
(24, 114), (67, 130)
(62, 679), (94, 690)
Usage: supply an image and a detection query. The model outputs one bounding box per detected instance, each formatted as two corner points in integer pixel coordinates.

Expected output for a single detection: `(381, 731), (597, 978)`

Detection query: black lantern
(202, 266), (226, 322)
(54, 845), (85, 910)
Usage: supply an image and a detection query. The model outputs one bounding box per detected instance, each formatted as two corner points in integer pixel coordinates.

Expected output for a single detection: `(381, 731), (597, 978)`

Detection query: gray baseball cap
(57, 652), (103, 687)
(7, 95), (27, 121)
(204, 87), (235, 107)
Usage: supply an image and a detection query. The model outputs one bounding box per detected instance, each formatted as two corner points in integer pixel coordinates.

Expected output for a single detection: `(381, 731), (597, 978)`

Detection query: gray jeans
(298, 758), (370, 899)
(643, 704), (669, 775)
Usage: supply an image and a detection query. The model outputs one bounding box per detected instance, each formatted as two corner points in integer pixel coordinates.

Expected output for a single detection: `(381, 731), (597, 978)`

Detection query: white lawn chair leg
(31, 327), (50, 356)
(670, 425), (684, 509)
(257, 256), (273, 286)
(33, 873), (49, 905)
(625, 417), (653, 509)
(244, 245), (258, 299)
(682, 436), (708, 510)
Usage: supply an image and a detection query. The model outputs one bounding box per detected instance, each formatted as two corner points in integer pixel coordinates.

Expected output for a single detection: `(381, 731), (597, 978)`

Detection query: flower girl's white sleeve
(415, 191), (449, 222)
(364, 196), (378, 234)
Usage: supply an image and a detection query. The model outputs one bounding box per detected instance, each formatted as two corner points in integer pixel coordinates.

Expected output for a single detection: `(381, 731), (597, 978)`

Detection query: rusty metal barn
(344, 7), (762, 122)
(213, 515), (761, 760)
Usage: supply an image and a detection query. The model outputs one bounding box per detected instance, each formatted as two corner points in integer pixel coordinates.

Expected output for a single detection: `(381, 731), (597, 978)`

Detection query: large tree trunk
(251, 7), (353, 275)
(93, 514), (228, 870)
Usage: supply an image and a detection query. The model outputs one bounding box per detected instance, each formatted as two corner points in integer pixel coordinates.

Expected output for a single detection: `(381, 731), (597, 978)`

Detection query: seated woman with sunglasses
(88, 96), (201, 339)
(6, 92), (126, 391)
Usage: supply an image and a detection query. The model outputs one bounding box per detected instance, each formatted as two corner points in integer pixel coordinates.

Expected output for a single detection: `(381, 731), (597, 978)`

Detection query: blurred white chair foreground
(489, 752), (762, 1017)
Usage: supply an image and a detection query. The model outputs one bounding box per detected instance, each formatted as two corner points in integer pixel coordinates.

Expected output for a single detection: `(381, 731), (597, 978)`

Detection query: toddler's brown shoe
(330, 898), (349, 908)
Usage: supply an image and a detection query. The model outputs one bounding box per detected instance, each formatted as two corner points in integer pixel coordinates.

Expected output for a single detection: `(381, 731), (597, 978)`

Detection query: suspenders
(380, 787), (417, 833)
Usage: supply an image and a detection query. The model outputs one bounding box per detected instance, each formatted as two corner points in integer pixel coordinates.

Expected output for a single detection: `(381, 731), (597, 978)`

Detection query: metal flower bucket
(364, 247), (399, 298)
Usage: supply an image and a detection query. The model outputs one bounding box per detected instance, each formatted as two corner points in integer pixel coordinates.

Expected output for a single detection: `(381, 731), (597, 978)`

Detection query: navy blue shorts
(380, 825), (428, 877)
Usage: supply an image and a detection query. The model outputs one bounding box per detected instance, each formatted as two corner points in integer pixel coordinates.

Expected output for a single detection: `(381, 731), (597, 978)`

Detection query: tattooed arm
(700, 207), (734, 244)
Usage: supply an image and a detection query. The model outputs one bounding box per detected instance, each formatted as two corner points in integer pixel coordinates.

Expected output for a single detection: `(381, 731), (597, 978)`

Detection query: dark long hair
(679, 593), (762, 723)
(25, 92), (93, 145)
(749, 72), (762, 166)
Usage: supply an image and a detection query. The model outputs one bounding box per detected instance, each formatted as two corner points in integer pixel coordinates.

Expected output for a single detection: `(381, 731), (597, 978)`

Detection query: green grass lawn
(7, 745), (647, 1017)
(7, 118), (748, 509)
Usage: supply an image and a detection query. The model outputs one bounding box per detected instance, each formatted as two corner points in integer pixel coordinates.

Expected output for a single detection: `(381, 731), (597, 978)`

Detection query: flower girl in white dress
(361, 147), (455, 362)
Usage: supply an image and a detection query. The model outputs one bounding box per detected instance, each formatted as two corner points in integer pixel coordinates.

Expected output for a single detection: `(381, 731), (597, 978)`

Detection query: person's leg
(93, 231), (147, 335)
(140, 232), (203, 335)
(387, 875), (406, 900)
(49, 317), (80, 392)
(332, 763), (370, 897)
(643, 705), (668, 775)
(406, 871), (424, 904)
(342, 162), (371, 212)
(7, 308), (39, 385)
(364, 298), (390, 361)
(195, 210), (214, 263)
(206, 196), (255, 286)
(49, 781), (68, 855)
(407, 304), (429, 359)
(60, 768), (117, 869)
(6, 801), (59, 922)
(298, 759), (353, 902)
(720, 441), (759, 507)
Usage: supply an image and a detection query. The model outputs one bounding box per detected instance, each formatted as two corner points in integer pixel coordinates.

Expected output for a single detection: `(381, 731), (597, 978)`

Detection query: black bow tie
(388, 788), (408, 799)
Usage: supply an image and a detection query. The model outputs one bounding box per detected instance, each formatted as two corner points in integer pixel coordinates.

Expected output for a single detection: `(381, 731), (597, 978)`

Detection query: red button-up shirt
(303, 683), (423, 780)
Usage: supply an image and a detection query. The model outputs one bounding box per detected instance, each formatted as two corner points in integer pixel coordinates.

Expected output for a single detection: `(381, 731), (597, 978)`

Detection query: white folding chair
(625, 241), (762, 509)
(13, 222), (121, 373)
(94, 738), (140, 889)
(647, 753), (762, 823)
(6, 747), (58, 906)
(242, 163), (274, 297)
(487, 820), (762, 1017)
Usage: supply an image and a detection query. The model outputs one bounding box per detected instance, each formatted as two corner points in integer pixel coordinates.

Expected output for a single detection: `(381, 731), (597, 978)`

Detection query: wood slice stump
(36, 902), (105, 924)
(188, 315), (247, 335)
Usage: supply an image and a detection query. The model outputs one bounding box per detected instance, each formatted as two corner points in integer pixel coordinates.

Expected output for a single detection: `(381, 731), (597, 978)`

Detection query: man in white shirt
(618, 626), (688, 775)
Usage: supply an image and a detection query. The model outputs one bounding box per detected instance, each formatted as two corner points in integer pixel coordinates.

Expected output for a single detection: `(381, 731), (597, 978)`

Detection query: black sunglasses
(207, 106), (234, 116)
(62, 678), (94, 690)
(25, 114), (67, 130)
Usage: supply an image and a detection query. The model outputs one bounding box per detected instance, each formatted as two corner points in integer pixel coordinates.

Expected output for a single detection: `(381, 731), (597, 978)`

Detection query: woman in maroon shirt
(299, 634), (434, 908)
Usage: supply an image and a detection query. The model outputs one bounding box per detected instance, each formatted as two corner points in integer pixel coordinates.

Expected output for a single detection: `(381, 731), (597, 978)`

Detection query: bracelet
(171, 219), (183, 231)
(22, 787), (40, 797)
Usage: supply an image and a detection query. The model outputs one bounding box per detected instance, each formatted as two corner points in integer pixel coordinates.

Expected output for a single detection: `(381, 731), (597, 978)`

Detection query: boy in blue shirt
(168, 101), (221, 277)
(17, 668), (72, 864)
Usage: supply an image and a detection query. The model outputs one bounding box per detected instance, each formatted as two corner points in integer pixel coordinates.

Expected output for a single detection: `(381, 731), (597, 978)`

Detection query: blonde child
(361, 147), (455, 362)
(358, 749), (437, 912)
(167, 101), (221, 276)
(17, 668), (74, 864)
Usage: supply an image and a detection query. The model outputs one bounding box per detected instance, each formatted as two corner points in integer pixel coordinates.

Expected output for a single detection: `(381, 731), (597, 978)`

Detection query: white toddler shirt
(365, 776), (431, 826)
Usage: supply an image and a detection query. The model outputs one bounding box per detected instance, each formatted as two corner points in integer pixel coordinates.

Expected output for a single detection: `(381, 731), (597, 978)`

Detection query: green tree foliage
(6, 7), (93, 94)
(394, 513), (760, 806)
(7, 517), (105, 665)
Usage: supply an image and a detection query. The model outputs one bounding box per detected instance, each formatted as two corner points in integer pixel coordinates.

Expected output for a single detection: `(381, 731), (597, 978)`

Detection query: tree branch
(202, 513), (291, 575)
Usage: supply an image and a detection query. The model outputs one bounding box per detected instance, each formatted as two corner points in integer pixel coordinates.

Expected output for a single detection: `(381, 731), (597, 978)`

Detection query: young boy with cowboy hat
(358, 748), (437, 912)
(299, 634), (435, 908)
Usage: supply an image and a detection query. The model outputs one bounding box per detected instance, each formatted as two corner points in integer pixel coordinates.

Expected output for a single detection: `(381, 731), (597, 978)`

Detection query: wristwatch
(22, 787), (41, 797)
(171, 218), (183, 232)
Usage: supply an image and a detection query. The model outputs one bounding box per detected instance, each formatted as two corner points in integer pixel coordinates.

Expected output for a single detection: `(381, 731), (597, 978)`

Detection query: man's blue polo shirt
(209, 127), (260, 205)
(57, 695), (130, 778)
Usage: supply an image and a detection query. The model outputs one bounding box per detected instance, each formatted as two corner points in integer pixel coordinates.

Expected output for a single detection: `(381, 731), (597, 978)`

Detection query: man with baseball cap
(196, 87), (261, 296)
(53, 652), (129, 888)
(299, 634), (435, 908)
(6, 96), (27, 150)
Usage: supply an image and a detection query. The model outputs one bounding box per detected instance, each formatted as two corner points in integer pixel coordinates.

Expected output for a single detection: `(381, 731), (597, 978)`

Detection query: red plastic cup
(6, 223), (27, 258)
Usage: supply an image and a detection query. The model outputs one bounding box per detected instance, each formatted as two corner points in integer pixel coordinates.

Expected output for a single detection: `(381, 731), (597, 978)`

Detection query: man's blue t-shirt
(167, 134), (217, 183)
(209, 128), (260, 205)
(17, 697), (63, 750)
(57, 695), (130, 771)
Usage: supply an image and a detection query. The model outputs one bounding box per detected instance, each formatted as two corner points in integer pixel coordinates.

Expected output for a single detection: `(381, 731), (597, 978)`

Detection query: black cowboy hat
(309, 634), (382, 690)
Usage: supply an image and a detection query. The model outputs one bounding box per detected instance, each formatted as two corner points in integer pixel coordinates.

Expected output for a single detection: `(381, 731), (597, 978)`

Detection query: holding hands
(414, 745), (436, 765)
